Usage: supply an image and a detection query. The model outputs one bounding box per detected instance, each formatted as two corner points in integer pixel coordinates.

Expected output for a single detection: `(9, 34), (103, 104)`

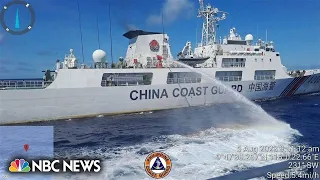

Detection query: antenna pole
(161, 11), (166, 67)
(108, 4), (114, 67)
(76, 0), (85, 63)
(256, 24), (259, 40)
(162, 11), (164, 55)
(196, 23), (198, 47)
(96, 16), (101, 49)
(266, 29), (268, 42)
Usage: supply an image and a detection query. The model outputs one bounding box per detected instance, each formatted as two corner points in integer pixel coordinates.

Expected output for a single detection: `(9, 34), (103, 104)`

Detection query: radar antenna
(198, 0), (227, 46)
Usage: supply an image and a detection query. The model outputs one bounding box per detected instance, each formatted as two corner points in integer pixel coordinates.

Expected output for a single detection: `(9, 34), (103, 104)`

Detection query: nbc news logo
(9, 159), (101, 173)
(9, 159), (30, 172)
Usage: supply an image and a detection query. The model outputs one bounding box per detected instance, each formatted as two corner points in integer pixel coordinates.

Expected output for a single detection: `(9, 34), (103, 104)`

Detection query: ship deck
(0, 79), (52, 90)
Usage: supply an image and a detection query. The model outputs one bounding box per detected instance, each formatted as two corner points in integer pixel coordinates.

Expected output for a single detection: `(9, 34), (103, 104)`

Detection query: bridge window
(222, 58), (246, 68)
(101, 73), (153, 87)
(227, 40), (246, 45)
(254, 70), (276, 80)
(215, 71), (242, 81)
(167, 72), (201, 84)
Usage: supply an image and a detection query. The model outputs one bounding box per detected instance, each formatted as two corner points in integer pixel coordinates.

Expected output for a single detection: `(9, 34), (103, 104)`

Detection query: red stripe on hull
(285, 76), (309, 97)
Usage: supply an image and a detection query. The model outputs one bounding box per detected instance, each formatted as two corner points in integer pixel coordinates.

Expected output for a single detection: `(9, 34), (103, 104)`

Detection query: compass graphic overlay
(0, 0), (35, 35)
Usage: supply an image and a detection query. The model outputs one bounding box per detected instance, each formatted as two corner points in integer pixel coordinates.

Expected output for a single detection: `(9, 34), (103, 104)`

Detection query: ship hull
(1, 74), (320, 124)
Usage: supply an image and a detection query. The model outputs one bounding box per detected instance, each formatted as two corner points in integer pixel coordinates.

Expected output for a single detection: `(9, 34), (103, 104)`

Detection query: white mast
(197, 0), (227, 46)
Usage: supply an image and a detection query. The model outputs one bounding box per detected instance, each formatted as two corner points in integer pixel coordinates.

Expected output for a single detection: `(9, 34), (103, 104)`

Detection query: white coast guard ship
(1, 0), (320, 124)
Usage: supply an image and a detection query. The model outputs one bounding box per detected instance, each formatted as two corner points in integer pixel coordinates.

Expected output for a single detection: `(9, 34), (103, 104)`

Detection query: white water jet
(168, 59), (295, 128)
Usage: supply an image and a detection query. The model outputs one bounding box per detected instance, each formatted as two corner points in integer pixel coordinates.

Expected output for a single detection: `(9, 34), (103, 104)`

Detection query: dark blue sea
(2, 93), (320, 180)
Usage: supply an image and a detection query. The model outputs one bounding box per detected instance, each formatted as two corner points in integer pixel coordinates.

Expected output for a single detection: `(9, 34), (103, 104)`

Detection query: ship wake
(53, 101), (301, 180)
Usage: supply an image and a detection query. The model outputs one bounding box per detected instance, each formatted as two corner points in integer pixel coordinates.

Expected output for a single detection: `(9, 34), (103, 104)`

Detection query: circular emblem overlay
(149, 39), (160, 52)
(144, 152), (172, 179)
(0, 0), (36, 35)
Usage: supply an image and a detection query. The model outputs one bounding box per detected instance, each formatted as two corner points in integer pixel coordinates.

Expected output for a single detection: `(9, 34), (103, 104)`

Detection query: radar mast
(198, 0), (227, 46)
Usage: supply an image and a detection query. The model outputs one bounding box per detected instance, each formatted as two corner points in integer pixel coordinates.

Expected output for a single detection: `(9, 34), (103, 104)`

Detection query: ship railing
(166, 76), (242, 82)
(167, 77), (202, 84)
(221, 62), (246, 68)
(105, 76), (144, 81)
(224, 51), (263, 56)
(0, 80), (53, 90)
(216, 76), (242, 82)
(254, 75), (275, 80)
(100, 79), (151, 86)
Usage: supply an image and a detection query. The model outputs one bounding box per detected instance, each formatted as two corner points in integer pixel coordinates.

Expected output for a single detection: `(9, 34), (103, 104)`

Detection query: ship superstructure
(0, 0), (319, 124)
(178, 0), (289, 83)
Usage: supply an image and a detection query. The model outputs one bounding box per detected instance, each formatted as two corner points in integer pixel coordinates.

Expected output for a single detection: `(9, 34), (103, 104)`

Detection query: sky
(0, 0), (319, 79)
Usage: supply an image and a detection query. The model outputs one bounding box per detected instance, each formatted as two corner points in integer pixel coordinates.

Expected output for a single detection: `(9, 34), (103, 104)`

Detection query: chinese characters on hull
(248, 81), (276, 92)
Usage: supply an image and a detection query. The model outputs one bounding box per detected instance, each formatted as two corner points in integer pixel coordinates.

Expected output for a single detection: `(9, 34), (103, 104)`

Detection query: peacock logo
(9, 159), (31, 172)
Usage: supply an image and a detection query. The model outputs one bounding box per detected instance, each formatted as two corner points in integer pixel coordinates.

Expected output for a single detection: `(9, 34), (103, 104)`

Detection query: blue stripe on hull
(279, 76), (311, 97)
(287, 76), (310, 96)
(279, 77), (299, 97)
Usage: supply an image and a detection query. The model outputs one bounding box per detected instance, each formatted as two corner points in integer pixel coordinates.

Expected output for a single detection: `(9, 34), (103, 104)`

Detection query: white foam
(54, 120), (300, 180)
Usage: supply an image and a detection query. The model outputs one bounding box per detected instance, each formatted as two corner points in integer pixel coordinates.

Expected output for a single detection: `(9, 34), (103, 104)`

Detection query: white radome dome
(92, 49), (107, 63)
(245, 34), (254, 41)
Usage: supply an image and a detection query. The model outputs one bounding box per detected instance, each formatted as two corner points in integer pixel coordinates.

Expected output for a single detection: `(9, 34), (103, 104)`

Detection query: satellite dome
(92, 49), (107, 63)
(245, 34), (253, 41)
